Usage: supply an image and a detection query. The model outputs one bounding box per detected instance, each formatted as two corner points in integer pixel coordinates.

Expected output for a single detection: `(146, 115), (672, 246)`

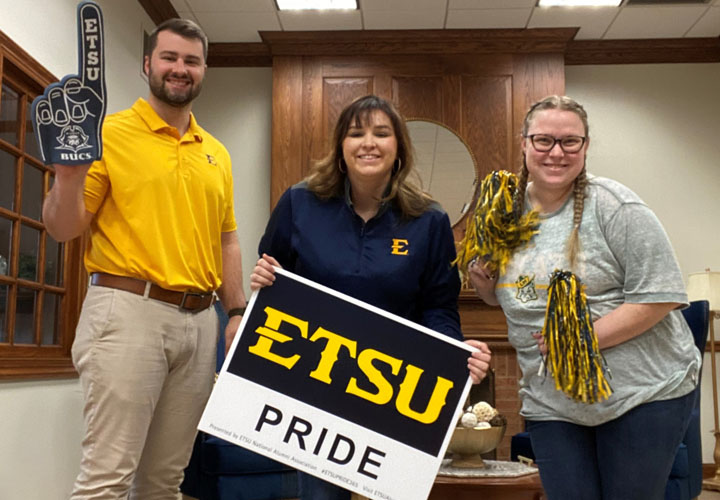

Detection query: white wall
(0, 380), (85, 500)
(192, 68), (273, 290)
(566, 63), (720, 464)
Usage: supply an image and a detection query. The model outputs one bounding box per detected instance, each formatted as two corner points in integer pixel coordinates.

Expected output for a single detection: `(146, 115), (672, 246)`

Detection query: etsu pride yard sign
(199, 269), (474, 500)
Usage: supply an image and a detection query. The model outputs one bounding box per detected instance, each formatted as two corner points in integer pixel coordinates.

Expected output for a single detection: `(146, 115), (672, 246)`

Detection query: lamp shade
(687, 271), (720, 312)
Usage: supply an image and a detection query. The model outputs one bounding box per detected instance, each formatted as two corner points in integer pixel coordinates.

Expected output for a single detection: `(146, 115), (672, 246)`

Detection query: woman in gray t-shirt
(469, 95), (700, 500)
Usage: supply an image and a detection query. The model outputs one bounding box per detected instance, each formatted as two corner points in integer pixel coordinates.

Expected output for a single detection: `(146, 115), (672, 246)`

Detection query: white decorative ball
(460, 412), (478, 428)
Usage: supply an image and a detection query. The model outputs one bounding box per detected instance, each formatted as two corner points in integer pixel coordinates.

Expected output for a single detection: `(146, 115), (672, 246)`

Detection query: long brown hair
(514, 95), (590, 269)
(305, 95), (433, 218)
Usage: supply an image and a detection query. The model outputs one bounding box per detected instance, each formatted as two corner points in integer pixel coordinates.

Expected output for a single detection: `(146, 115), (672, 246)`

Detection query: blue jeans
(526, 390), (695, 500)
(298, 471), (351, 500)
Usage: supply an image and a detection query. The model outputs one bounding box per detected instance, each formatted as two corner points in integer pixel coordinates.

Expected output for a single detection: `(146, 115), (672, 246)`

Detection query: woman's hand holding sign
(31, 1), (106, 166)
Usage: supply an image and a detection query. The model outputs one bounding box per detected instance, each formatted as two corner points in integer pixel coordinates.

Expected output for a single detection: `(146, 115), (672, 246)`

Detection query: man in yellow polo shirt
(41, 18), (246, 500)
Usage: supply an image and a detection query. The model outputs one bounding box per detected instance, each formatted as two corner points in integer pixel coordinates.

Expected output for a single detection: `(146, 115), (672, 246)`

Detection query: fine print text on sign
(199, 269), (474, 500)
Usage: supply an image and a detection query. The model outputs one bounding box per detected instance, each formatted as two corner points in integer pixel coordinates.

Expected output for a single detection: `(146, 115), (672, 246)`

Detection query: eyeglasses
(524, 134), (586, 153)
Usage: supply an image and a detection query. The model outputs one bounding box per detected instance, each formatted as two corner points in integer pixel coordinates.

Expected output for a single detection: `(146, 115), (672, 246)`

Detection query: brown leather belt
(90, 272), (215, 312)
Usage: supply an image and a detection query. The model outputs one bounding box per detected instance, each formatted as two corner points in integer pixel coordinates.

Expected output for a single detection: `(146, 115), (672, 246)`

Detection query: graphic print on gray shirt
(495, 175), (700, 425)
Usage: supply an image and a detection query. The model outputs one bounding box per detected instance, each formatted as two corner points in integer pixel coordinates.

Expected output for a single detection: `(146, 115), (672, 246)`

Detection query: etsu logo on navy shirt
(391, 238), (409, 255)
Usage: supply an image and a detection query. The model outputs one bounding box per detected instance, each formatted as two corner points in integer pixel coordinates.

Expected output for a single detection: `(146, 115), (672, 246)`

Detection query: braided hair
(515, 95), (590, 270)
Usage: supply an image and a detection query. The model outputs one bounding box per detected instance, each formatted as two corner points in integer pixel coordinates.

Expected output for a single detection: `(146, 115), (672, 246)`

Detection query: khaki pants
(71, 286), (219, 499)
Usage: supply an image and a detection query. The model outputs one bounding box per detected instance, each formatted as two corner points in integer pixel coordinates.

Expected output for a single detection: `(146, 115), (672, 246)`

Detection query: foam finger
(77, 2), (105, 99)
(33, 98), (53, 125)
(48, 87), (69, 126)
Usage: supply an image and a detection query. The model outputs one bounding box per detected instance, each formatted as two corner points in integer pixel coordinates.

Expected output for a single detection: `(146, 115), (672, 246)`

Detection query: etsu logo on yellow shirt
(391, 238), (409, 255)
(206, 154), (217, 165)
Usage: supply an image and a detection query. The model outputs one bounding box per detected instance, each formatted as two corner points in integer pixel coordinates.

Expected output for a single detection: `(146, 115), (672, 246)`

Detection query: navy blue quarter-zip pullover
(258, 182), (462, 341)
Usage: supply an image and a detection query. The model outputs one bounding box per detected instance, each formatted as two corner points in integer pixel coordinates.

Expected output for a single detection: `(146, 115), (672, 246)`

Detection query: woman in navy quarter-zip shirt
(250, 95), (492, 500)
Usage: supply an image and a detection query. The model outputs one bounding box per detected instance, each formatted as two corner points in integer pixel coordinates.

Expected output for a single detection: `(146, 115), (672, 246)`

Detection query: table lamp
(687, 270), (720, 491)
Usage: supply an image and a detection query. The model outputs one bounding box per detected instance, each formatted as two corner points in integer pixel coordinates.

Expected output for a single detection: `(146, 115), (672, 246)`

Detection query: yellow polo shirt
(83, 98), (236, 292)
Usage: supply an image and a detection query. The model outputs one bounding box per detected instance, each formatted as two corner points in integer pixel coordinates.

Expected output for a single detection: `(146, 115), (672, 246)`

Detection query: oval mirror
(406, 120), (478, 227)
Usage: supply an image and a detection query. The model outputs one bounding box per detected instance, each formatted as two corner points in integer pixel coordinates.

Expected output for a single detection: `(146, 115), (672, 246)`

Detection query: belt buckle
(179, 291), (204, 311)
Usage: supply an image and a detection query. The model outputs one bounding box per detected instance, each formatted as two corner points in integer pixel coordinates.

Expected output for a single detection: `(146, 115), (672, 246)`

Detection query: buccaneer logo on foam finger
(31, 1), (106, 166)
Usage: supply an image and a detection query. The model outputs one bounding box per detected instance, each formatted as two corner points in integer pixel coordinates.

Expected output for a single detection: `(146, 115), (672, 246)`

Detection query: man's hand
(31, 1), (106, 166)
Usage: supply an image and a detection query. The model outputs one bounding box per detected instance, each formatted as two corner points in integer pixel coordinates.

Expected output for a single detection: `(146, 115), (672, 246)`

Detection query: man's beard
(147, 66), (202, 108)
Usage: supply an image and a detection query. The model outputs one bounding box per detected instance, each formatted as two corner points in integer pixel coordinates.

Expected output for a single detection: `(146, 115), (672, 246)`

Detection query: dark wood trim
(261, 28), (578, 56)
(0, 358), (77, 380)
(203, 29), (578, 68)
(0, 30), (55, 86)
(566, 37), (720, 65)
(207, 43), (272, 67)
(704, 463), (719, 479)
(202, 32), (720, 68)
(136, 0), (178, 26)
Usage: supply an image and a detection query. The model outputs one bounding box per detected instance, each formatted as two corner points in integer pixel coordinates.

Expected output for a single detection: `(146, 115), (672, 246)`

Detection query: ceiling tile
(192, 11), (281, 42)
(169, 0), (191, 12)
(449, 0), (536, 8)
(446, 9), (531, 29)
(528, 6), (618, 39)
(363, 9), (445, 29)
(604, 6), (709, 39)
(361, 0), (441, 10)
(185, 0), (277, 11)
(686, 6), (720, 37)
(278, 9), (363, 30)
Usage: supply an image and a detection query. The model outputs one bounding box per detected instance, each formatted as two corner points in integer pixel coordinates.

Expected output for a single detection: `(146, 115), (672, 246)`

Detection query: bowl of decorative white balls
(447, 401), (507, 468)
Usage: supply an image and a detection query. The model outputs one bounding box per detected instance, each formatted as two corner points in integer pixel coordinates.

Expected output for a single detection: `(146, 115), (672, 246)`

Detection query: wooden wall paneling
(195, 37), (720, 68)
(271, 48), (567, 345)
(372, 73), (394, 102)
(441, 74), (462, 135)
(322, 76), (373, 145)
(461, 75), (513, 181)
(392, 76), (444, 122)
(316, 75), (373, 184)
(302, 57), (324, 183)
(271, 56), (304, 207)
(458, 296), (509, 343)
(260, 29), (577, 58)
(511, 53), (566, 167)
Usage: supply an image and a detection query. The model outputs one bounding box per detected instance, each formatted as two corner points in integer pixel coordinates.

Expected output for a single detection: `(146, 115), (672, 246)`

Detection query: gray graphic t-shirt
(495, 175), (700, 425)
